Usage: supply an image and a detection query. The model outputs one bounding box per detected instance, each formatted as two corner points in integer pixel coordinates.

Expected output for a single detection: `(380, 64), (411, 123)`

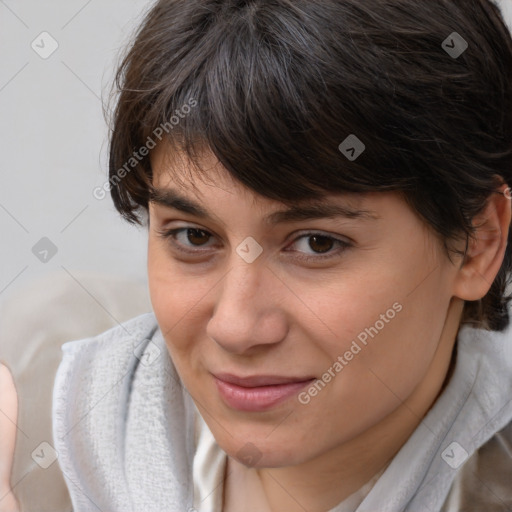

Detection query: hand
(0, 362), (21, 512)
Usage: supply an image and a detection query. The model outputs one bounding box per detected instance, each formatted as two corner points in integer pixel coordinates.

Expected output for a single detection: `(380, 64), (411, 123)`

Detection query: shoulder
(55, 311), (158, 381)
(52, 311), (161, 434)
(57, 311), (159, 363)
(51, 312), (196, 510)
(52, 311), (162, 422)
(441, 420), (512, 511)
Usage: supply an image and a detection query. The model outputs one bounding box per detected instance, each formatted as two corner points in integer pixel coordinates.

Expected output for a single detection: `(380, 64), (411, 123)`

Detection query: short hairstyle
(107, 0), (512, 331)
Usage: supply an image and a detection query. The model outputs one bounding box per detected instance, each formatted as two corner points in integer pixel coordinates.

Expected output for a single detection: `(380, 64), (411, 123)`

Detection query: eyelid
(283, 231), (352, 262)
(156, 225), (219, 253)
(155, 223), (352, 262)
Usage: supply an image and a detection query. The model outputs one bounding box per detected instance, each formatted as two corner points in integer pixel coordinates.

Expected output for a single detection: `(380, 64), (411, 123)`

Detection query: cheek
(147, 241), (194, 345)
(147, 239), (217, 363)
(290, 303), (443, 448)
(305, 266), (450, 410)
(147, 243), (175, 326)
(147, 258), (197, 383)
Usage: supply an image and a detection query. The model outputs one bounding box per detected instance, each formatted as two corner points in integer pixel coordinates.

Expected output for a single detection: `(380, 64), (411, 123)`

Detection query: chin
(218, 434), (307, 469)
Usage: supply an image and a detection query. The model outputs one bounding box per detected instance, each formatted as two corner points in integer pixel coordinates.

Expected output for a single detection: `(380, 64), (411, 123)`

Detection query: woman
(4, 0), (512, 510)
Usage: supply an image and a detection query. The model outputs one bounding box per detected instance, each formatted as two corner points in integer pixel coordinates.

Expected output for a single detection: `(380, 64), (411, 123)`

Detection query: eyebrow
(149, 187), (380, 225)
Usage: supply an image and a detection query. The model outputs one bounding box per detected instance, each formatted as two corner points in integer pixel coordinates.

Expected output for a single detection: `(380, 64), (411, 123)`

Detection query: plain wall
(0, 0), (153, 307)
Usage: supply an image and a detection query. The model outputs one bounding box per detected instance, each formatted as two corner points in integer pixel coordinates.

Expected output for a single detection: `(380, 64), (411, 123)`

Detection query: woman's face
(147, 146), (462, 468)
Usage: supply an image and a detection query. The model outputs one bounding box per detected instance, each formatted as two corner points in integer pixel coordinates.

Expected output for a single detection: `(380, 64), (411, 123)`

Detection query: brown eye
(156, 226), (216, 254)
(287, 232), (351, 262)
(308, 235), (334, 254)
(186, 228), (211, 246)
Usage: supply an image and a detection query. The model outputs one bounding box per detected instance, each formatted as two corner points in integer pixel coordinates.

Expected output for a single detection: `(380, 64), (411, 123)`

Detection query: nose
(206, 257), (289, 355)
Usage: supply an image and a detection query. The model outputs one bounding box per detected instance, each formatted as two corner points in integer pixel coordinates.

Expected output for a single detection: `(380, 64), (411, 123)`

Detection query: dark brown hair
(108, 0), (512, 331)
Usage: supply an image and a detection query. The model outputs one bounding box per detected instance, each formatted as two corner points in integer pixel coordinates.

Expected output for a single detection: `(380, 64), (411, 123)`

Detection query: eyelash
(156, 226), (352, 262)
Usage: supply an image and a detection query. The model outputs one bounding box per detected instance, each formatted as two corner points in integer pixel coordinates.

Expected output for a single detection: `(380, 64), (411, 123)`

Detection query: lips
(212, 373), (316, 412)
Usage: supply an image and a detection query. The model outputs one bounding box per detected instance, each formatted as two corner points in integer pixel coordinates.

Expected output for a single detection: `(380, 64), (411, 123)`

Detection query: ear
(453, 183), (511, 301)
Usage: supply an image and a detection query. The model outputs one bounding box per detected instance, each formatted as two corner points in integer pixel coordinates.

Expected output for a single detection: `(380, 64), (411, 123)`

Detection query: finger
(0, 361), (21, 512)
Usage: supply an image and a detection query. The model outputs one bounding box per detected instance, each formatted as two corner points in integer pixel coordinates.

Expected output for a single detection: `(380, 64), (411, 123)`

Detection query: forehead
(149, 142), (385, 225)
(149, 141), (375, 209)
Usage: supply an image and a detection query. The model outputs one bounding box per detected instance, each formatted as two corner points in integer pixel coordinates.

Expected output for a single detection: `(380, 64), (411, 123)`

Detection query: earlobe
(453, 183), (511, 301)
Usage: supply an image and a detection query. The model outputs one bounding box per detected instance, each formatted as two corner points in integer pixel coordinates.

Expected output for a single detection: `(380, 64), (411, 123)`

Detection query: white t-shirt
(192, 407), (388, 512)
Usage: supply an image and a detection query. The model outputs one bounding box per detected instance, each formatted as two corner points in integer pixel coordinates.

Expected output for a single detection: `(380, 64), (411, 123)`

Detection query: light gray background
(0, 0), (153, 306)
(1, 0), (511, 307)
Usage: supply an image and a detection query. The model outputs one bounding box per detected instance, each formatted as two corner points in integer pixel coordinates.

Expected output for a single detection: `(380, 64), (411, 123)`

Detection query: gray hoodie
(52, 312), (512, 511)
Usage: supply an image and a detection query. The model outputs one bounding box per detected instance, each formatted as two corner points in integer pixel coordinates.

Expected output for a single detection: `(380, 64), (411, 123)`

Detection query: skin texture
(148, 145), (511, 512)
